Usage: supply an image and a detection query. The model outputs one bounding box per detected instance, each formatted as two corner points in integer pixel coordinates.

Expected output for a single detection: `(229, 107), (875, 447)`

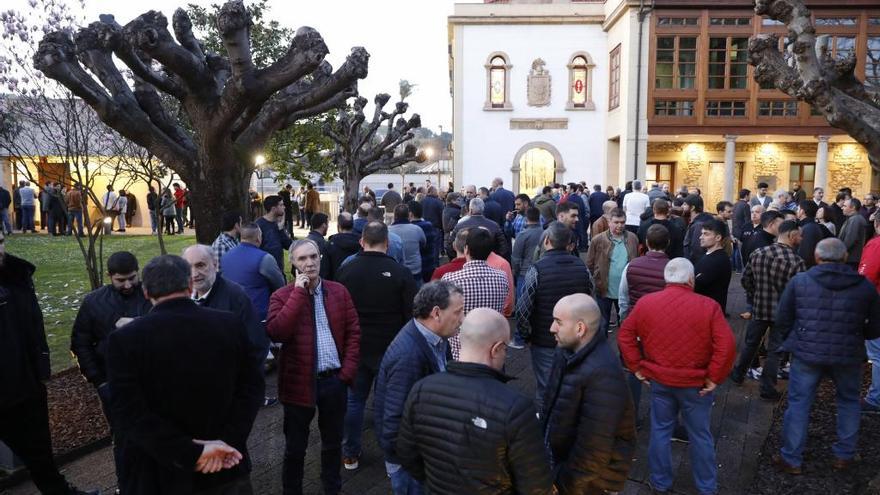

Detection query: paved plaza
(4, 277), (778, 495)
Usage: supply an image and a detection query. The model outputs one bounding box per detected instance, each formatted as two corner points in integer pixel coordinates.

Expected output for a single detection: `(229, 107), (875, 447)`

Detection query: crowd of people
(1, 175), (879, 495)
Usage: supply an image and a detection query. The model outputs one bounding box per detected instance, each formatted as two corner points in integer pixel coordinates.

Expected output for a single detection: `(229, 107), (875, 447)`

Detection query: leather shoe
(832, 457), (857, 471)
(771, 454), (802, 475)
(760, 389), (782, 401)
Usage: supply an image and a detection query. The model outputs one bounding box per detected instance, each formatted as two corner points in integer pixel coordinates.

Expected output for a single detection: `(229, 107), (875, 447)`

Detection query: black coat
(335, 251), (416, 370)
(542, 335), (636, 495)
(732, 199), (751, 240)
(200, 276), (270, 366)
(798, 219), (831, 268)
(694, 249), (732, 313)
(307, 230), (332, 279)
(483, 198), (506, 228)
(397, 362), (553, 495)
(742, 229), (774, 264)
(326, 232), (361, 280)
(683, 212), (715, 263)
(421, 195), (445, 230)
(107, 298), (263, 495)
(70, 284), (153, 386)
(0, 187), (11, 210)
(0, 255), (50, 408)
(446, 214), (509, 259)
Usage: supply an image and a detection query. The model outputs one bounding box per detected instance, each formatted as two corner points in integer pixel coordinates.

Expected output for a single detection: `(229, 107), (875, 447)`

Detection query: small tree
(326, 93), (426, 212)
(749, 0), (880, 171)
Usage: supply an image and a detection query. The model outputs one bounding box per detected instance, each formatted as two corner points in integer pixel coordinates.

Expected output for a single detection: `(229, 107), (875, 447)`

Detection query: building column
(723, 135), (737, 202)
(815, 135), (830, 193)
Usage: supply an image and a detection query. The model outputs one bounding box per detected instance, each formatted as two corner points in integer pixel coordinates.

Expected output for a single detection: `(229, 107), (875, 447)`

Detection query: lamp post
(255, 154), (266, 200)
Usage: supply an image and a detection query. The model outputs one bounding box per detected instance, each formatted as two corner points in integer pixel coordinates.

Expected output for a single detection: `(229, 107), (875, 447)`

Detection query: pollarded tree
(326, 93), (426, 213)
(32, 0), (369, 242)
(749, 0), (880, 171)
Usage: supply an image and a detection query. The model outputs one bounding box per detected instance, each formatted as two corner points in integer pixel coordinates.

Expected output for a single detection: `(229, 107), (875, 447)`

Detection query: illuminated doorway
(518, 148), (555, 195)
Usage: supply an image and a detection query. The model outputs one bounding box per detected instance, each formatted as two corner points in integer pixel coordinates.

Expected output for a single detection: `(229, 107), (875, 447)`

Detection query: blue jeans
(67, 211), (83, 236)
(342, 364), (376, 458)
(731, 243), (743, 272)
(866, 339), (880, 407)
(386, 464), (423, 495)
(530, 345), (556, 411)
(0, 208), (10, 233)
(780, 358), (861, 466)
(21, 205), (35, 231)
(648, 382), (717, 495)
(149, 210), (158, 233)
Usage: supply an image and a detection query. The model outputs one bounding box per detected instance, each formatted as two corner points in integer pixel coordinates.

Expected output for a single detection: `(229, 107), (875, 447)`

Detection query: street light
(255, 154), (266, 200)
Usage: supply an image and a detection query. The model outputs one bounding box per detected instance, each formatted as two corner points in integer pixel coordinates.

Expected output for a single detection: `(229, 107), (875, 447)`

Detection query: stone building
(449, 0), (880, 200)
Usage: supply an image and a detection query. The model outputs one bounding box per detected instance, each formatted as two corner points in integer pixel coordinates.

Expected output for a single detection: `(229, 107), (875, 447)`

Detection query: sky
(6, 0), (483, 130)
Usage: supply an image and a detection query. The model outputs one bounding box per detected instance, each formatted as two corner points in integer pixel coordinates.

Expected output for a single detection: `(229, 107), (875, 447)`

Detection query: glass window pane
(646, 165), (657, 181)
(790, 165), (800, 180)
(657, 37), (674, 50)
(803, 165), (815, 180)
(571, 68), (587, 105)
(709, 38), (727, 50)
(490, 68), (505, 105)
(679, 37), (697, 50)
(659, 165), (672, 180)
(657, 50), (674, 63)
(491, 56), (505, 67)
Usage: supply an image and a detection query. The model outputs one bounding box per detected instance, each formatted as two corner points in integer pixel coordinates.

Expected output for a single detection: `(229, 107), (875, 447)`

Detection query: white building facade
(449, 0), (650, 193)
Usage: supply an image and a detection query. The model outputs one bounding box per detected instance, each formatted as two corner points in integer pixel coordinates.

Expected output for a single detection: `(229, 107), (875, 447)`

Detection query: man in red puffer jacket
(619, 257), (735, 495)
(267, 239), (360, 495)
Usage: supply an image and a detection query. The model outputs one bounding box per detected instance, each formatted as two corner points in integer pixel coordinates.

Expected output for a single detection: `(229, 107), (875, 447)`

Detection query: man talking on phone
(267, 239), (360, 495)
(71, 251), (152, 424)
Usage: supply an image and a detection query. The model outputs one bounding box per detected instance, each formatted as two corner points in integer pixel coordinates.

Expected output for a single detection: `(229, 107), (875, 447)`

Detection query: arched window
(484, 52), (512, 110)
(567, 52), (595, 110)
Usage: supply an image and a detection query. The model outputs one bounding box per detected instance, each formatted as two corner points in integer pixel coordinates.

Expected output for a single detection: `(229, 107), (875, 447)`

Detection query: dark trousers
(733, 319), (783, 394)
(284, 209), (293, 235)
(194, 475), (254, 495)
(303, 210), (314, 230)
(0, 387), (69, 495)
(282, 375), (346, 495)
(14, 207), (22, 230)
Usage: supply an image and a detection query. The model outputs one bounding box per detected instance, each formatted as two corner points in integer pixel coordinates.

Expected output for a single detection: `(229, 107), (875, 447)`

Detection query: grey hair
(750, 204), (765, 213)
(545, 221), (573, 250)
(469, 197), (485, 215)
(602, 200), (618, 214)
(664, 257), (695, 284)
(142, 255), (191, 298)
(413, 281), (464, 319)
(181, 244), (216, 267)
(290, 239), (320, 257)
(815, 238), (848, 263)
(774, 189), (788, 200)
(632, 180), (643, 191)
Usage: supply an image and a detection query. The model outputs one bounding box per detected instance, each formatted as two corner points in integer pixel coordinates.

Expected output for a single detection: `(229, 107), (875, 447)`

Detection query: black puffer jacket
(70, 284), (153, 386)
(0, 254), (50, 408)
(542, 335), (636, 495)
(397, 362), (553, 495)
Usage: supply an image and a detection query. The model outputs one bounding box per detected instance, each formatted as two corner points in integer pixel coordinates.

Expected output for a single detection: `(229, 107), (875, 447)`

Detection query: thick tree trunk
(341, 167), (363, 214)
(189, 150), (252, 244)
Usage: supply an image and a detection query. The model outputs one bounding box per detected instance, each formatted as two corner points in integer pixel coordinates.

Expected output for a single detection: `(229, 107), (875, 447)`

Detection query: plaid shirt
(742, 243), (805, 321)
(212, 232), (239, 268)
(313, 281), (342, 372)
(442, 260), (509, 360)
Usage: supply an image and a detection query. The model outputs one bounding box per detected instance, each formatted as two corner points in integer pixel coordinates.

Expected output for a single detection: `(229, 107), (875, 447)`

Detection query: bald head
(458, 308), (510, 370)
(551, 294), (602, 351)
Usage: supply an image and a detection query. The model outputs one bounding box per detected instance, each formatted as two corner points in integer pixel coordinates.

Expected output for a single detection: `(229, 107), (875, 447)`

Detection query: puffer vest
(530, 250), (593, 347)
(625, 251), (669, 307)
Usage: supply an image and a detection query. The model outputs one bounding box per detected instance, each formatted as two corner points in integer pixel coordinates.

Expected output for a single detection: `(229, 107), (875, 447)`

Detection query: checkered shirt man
(742, 242), (805, 321)
(442, 260), (509, 359)
(211, 231), (239, 269)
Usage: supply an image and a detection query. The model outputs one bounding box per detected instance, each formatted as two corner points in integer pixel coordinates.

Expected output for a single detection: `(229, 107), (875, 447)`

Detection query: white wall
(458, 22), (608, 190)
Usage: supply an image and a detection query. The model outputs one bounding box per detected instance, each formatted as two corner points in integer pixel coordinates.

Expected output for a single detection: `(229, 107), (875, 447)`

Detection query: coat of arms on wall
(527, 58), (551, 107)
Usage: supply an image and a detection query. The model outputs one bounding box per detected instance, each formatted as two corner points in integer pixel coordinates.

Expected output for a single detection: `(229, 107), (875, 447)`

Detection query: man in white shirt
(622, 180), (650, 234)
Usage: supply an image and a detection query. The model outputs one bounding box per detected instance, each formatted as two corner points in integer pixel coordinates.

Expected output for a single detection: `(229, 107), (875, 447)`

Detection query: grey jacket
(512, 224), (543, 278)
(839, 214), (868, 264)
(389, 222), (426, 276)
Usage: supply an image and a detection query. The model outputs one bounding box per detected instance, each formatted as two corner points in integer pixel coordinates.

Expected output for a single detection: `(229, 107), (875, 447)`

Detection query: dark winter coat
(694, 249), (732, 313)
(199, 275), (270, 365)
(447, 214), (509, 259)
(421, 195), (445, 230)
(0, 255), (50, 409)
(326, 232), (361, 280)
(397, 362), (553, 495)
(798, 219), (831, 268)
(107, 298), (262, 495)
(483, 198), (506, 228)
(588, 191), (610, 224)
(516, 250), (593, 348)
(374, 320), (450, 464)
(542, 335), (636, 495)
(637, 217), (685, 259)
(0, 187), (11, 210)
(683, 212), (715, 263)
(777, 263), (880, 366)
(490, 187), (516, 215)
(732, 199), (751, 240)
(742, 229), (774, 264)
(307, 230), (332, 279)
(442, 204), (462, 236)
(266, 280), (360, 407)
(335, 251), (416, 370)
(70, 284), (153, 386)
(256, 217), (293, 275)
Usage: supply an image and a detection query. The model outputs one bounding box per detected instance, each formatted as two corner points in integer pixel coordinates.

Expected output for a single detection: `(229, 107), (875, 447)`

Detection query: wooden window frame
(655, 35), (698, 90)
(609, 44), (621, 110)
(707, 35), (751, 90)
(646, 162), (676, 188)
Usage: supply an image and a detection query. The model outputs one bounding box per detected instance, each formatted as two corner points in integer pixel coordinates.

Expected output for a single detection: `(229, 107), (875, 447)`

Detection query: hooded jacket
(326, 231), (361, 280)
(777, 263), (880, 365)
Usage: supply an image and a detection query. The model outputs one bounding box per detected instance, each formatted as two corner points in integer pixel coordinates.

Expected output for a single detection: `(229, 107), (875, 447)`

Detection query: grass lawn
(5, 233), (196, 373)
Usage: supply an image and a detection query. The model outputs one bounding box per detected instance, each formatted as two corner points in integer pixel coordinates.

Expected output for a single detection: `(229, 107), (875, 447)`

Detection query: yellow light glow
(255, 154), (266, 166)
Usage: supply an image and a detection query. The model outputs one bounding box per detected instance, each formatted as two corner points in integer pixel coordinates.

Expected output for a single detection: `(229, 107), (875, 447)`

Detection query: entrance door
(518, 148), (556, 195)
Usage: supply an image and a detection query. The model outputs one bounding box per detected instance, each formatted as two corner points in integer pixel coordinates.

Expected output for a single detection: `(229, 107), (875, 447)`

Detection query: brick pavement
(3, 276), (778, 495)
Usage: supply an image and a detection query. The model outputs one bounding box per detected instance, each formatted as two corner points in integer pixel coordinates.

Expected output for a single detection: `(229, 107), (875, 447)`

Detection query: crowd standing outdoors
(1, 173), (879, 495)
